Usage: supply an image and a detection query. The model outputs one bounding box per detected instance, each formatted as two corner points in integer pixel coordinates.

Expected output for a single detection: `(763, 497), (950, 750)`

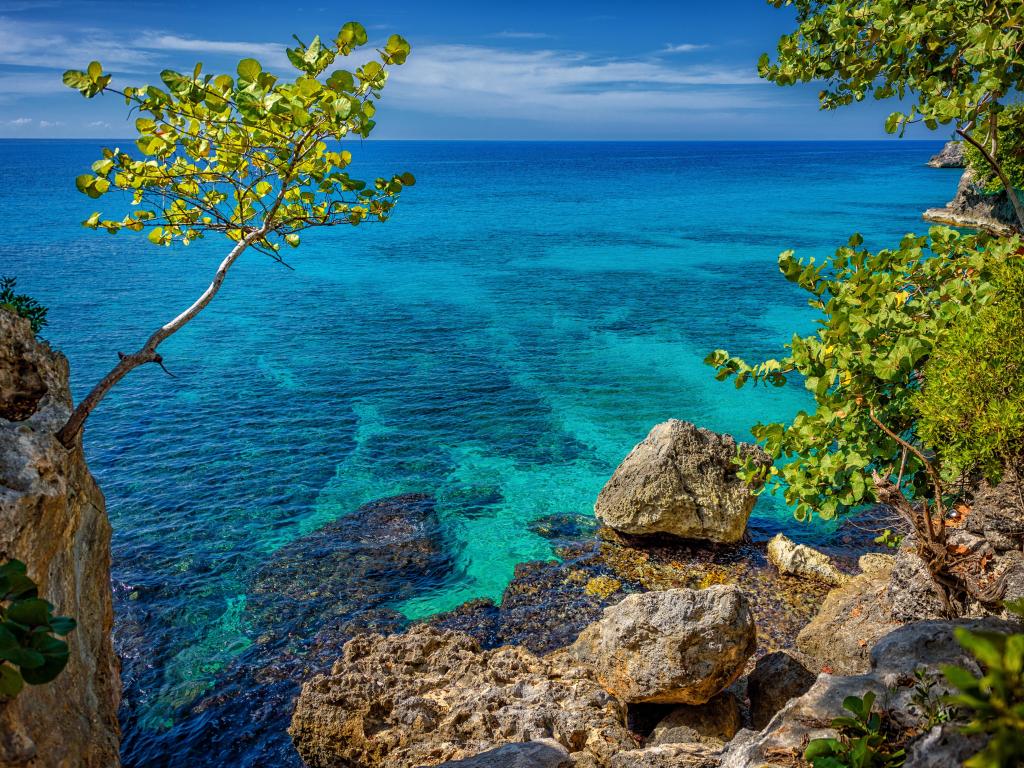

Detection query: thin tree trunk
(957, 126), (1024, 233)
(57, 230), (263, 448)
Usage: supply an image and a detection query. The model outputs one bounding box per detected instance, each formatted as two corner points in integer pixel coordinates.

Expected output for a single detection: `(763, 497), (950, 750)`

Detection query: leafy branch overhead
(56, 24), (415, 447)
(62, 24), (415, 263)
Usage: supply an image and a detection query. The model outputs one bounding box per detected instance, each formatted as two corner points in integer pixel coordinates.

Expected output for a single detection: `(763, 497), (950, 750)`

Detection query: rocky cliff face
(923, 166), (1019, 235)
(0, 309), (120, 767)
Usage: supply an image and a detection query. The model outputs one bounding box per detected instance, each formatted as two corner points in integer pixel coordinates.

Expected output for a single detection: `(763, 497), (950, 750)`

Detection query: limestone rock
(647, 692), (741, 747)
(0, 309), (120, 767)
(766, 534), (849, 586)
(923, 167), (1018, 236)
(289, 626), (635, 768)
(904, 724), (987, 768)
(431, 740), (571, 768)
(608, 744), (719, 768)
(746, 651), (816, 730)
(926, 140), (964, 168)
(858, 552), (895, 574)
(886, 537), (948, 623)
(569, 586), (756, 704)
(796, 564), (900, 674)
(594, 420), (770, 543)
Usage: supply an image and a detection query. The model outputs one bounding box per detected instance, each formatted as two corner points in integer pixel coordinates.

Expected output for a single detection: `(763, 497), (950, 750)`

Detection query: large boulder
(0, 309), (120, 767)
(746, 651), (816, 730)
(926, 140), (964, 168)
(766, 534), (849, 587)
(569, 585), (756, 704)
(594, 420), (771, 543)
(289, 626), (635, 768)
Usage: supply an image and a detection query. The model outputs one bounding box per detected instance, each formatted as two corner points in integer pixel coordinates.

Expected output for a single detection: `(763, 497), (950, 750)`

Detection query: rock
(904, 724), (987, 768)
(966, 464), (1024, 552)
(289, 626), (635, 768)
(608, 744), (719, 768)
(796, 564), (900, 674)
(647, 692), (741, 747)
(923, 167), (1018, 236)
(0, 309), (120, 767)
(858, 552), (895, 574)
(886, 537), (948, 623)
(569, 585), (756, 704)
(746, 651), (816, 730)
(926, 140), (964, 168)
(431, 740), (571, 768)
(722, 619), (1018, 768)
(766, 534), (849, 586)
(594, 420), (771, 543)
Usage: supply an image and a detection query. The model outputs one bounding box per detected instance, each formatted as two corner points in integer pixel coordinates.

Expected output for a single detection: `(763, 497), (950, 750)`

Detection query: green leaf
(6, 599), (51, 627)
(237, 58), (261, 82)
(0, 663), (24, 698)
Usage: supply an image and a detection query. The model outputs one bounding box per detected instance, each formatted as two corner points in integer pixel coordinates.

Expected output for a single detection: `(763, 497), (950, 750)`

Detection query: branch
(956, 125), (1024, 232)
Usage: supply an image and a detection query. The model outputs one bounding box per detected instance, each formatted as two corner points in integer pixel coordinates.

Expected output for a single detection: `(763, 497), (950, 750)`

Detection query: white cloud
(3, 116), (31, 125)
(87, 119), (110, 128)
(0, 17), (152, 70)
(135, 33), (285, 60)
(663, 43), (710, 54)
(488, 31), (554, 40)
(38, 118), (62, 127)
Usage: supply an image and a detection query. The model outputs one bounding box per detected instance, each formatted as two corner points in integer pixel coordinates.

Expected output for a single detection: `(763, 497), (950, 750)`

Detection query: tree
(57, 23), (415, 447)
(760, 0), (1024, 229)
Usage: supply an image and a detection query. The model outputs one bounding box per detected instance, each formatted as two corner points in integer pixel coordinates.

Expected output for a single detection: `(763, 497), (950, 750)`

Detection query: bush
(916, 258), (1024, 481)
(0, 277), (48, 334)
(804, 691), (906, 768)
(964, 104), (1024, 195)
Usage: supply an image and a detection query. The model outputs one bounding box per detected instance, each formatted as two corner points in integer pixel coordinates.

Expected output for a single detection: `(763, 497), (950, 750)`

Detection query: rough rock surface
(289, 626), (635, 768)
(746, 651), (816, 730)
(432, 740), (571, 768)
(886, 537), (948, 623)
(857, 552), (895, 574)
(569, 586), (755, 704)
(0, 309), (120, 767)
(923, 167), (1018, 235)
(647, 692), (741, 747)
(594, 420), (771, 543)
(926, 140), (964, 168)
(796, 563), (900, 674)
(721, 619), (1018, 768)
(607, 744), (719, 768)
(766, 534), (849, 586)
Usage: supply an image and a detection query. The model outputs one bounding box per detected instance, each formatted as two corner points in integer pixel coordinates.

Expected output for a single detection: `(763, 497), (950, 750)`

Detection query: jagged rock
(647, 692), (741, 747)
(594, 420), (771, 543)
(796, 564), (900, 674)
(746, 651), (816, 730)
(608, 744), (719, 768)
(766, 534), (849, 586)
(966, 465), (1024, 552)
(721, 619), (1017, 768)
(904, 724), (987, 768)
(886, 537), (948, 623)
(289, 626), (635, 768)
(431, 740), (571, 768)
(926, 140), (964, 168)
(858, 552), (895, 574)
(569, 586), (756, 704)
(0, 309), (120, 767)
(923, 167), (1018, 235)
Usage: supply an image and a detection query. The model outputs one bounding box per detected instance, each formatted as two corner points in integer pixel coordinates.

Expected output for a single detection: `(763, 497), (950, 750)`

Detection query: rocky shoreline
(922, 141), (1019, 235)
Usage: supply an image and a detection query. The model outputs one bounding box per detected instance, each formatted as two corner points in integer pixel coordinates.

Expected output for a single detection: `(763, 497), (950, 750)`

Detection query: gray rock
(746, 651), (816, 730)
(609, 744), (719, 768)
(797, 564), (900, 674)
(431, 740), (571, 768)
(569, 586), (756, 704)
(966, 466), (1024, 552)
(858, 552), (895, 574)
(886, 538), (948, 623)
(648, 692), (741, 747)
(289, 626), (635, 768)
(766, 534), (849, 586)
(0, 309), (120, 767)
(904, 724), (987, 768)
(926, 140), (964, 168)
(594, 420), (770, 543)
(923, 167), (1019, 235)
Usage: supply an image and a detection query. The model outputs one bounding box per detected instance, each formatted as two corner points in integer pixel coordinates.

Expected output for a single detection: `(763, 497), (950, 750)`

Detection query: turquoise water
(0, 140), (957, 764)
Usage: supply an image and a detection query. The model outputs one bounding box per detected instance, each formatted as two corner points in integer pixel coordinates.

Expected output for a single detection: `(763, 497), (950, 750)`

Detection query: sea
(0, 139), (957, 765)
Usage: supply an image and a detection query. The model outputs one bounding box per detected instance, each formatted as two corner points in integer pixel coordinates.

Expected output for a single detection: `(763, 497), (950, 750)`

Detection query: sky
(0, 0), (944, 140)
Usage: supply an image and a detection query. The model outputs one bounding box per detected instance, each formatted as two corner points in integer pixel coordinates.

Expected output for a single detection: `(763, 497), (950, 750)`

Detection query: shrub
(804, 691), (906, 768)
(0, 277), (48, 334)
(915, 258), (1024, 482)
(964, 104), (1024, 196)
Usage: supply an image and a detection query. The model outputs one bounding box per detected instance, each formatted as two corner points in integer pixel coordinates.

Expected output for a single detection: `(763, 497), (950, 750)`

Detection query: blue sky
(0, 0), (943, 140)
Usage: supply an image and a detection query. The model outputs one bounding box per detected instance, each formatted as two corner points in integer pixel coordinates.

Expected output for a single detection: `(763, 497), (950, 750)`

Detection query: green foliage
(942, 600), (1024, 768)
(62, 23), (415, 257)
(916, 258), (1024, 482)
(804, 691), (906, 768)
(760, 0), (1024, 139)
(706, 228), (1021, 521)
(0, 277), (48, 334)
(873, 529), (904, 550)
(963, 104), (1024, 195)
(910, 667), (955, 730)
(0, 560), (76, 699)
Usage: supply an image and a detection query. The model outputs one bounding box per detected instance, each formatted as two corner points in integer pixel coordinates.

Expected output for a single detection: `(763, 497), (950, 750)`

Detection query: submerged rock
(569, 585), (756, 704)
(766, 533), (849, 586)
(926, 140), (964, 168)
(289, 625), (634, 768)
(594, 420), (771, 543)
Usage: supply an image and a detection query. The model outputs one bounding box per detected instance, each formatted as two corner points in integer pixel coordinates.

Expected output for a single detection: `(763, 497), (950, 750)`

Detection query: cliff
(0, 309), (120, 767)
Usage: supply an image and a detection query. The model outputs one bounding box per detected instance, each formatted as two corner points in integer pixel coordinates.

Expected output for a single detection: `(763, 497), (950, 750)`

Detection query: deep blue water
(0, 140), (958, 764)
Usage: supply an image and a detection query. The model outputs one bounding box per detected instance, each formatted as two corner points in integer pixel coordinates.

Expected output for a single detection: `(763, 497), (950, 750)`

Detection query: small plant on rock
(0, 277), (48, 334)
(804, 691), (906, 768)
(909, 667), (955, 730)
(0, 560), (76, 698)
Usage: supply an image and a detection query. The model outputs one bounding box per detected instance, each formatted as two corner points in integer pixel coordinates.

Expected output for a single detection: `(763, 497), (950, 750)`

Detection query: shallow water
(0, 139), (958, 765)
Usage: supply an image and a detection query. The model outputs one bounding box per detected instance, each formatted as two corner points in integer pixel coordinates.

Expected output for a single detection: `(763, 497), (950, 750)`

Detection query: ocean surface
(0, 139), (957, 765)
